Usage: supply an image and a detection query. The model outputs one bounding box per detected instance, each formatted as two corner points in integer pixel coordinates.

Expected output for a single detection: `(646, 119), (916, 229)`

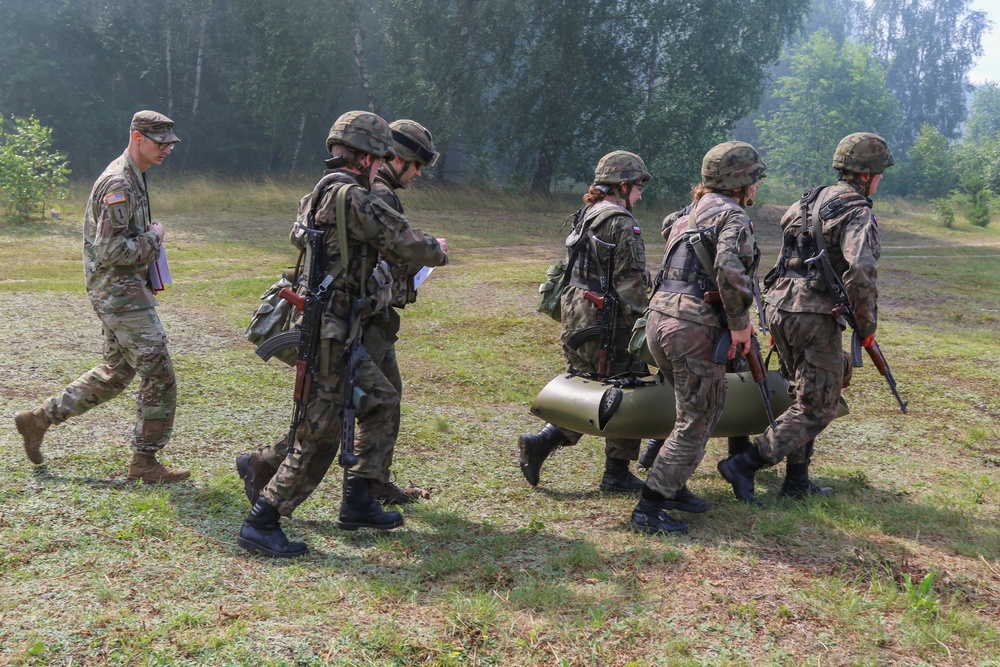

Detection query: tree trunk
(531, 144), (555, 196)
(165, 0), (173, 117)
(289, 113), (306, 173)
(352, 1), (379, 114)
(191, 11), (208, 118)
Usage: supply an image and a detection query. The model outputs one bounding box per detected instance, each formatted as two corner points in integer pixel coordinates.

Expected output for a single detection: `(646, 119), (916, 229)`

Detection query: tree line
(0, 0), (995, 216)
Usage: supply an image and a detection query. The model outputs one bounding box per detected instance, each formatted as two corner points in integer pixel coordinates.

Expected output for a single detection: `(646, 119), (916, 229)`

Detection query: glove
(861, 334), (876, 349)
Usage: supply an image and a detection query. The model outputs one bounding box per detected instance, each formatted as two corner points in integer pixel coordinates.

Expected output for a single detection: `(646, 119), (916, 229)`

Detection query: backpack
(536, 206), (600, 322)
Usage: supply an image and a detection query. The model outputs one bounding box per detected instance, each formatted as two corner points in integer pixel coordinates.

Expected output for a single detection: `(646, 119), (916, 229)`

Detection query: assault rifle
(339, 297), (367, 469)
(805, 249), (908, 414)
(713, 330), (777, 429)
(567, 237), (619, 378)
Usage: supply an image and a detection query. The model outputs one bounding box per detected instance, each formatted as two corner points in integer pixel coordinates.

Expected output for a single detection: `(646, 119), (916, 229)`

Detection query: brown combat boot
(371, 479), (430, 505)
(14, 408), (51, 465)
(127, 452), (190, 484)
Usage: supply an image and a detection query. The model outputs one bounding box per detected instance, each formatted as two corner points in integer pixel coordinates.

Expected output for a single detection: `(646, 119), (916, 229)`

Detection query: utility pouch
(245, 276), (299, 366)
(538, 259), (569, 322)
(628, 313), (657, 367)
(367, 259), (394, 312)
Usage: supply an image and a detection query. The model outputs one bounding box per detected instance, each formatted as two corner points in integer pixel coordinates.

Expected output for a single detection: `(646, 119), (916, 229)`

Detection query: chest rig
(655, 193), (748, 300)
(765, 185), (871, 292)
(566, 201), (633, 292)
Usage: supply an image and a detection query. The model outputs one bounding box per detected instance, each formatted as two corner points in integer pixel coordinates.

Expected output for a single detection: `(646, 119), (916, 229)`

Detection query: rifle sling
(808, 187), (852, 310)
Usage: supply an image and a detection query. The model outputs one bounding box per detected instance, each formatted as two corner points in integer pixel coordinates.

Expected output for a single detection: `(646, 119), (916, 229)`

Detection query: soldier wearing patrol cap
(718, 132), (893, 505)
(234, 111), (448, 558)
(517, 150), (651, 495)
(629, 141), (766, 535)
(14, 110), (188, 483)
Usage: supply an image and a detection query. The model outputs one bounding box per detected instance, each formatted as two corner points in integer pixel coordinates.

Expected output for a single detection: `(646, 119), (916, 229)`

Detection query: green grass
(1, 179), (999, 665)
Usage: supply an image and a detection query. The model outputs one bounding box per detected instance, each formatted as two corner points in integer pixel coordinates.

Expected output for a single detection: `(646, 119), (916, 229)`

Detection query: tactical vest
(766, 185), (871, 292)
(656, 193), (747, 298)
(566, 201), (635, 292)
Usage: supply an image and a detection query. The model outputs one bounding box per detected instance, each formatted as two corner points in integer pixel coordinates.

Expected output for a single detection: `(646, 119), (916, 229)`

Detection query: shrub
(0, 115), (71, 221)
(932, 197), (954, 228)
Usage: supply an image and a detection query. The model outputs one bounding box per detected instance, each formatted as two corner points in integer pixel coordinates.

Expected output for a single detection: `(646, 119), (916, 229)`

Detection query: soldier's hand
(730, 324), (753, 359)
(151, 222), (165, 241)
(437, 237), (448, 253)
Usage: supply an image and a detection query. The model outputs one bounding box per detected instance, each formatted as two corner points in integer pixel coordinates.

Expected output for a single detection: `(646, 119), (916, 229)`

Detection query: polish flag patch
(632, 224), (642, 235)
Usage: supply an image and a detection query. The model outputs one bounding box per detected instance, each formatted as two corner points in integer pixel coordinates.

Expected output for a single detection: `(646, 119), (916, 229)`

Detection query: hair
(692, 183), (746, 203)
(583, 182), (634, 205)
(330, 144), (362, 167)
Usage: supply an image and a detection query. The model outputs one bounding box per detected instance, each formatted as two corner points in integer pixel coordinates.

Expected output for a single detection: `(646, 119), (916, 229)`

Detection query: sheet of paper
(151, 245), (172, 293)
(412, 266), (434, 290)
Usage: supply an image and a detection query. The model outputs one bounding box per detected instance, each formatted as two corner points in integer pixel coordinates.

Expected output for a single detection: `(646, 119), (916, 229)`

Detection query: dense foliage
(0, 115), (69, 220)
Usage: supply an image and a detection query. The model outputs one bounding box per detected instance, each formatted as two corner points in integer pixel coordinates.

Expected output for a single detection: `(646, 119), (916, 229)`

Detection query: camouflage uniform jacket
(291, 170), (447, 342)
(83, 150), (161, 314)
(562, 200), (649, 333)
(764, 181), (880, 337)
(371, 173), (420, 308)
(649, 193), (757, 330)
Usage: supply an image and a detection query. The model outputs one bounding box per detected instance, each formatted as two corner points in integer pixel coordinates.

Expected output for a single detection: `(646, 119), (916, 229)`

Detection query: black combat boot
(337, 475), (405, 531)
(780, 462), (834, 499)
(599, 456), (645, 493)
(629, 485), (689, 535)
(661, 485), (709, 513)
(517, 423), (569, 487)
(727, 435), (751, 458)
(237, 498), (308, 558)
(637, 439), (665, 470)
(717, 446), (769, 505)
(236, 452), (278, 505)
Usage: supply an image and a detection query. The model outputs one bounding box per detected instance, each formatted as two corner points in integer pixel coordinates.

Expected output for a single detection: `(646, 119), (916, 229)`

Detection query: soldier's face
(866, 173), (883, 195)
(398, 160), (422, 187)
(133, 131), (174, 170)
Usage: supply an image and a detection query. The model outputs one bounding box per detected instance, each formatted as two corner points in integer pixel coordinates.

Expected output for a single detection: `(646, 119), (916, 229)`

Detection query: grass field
(1, 178), (999, 666)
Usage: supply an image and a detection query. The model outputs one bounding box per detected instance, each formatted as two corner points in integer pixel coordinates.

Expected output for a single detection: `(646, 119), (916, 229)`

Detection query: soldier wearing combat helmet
(518, 150), (651, 495)
(14, 110), (189, 484)
(234, 110), (448, 558)
(361, 118), (446, 504)
(629, 141), (765, 535)
(719, 132), (893, 504)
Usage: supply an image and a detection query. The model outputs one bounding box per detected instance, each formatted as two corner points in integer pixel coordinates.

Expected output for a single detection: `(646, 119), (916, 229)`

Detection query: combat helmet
(390, 119), (439, 167)
(593, 150), (652, 186)
(326, 111), (396, 159)
(701, 142), (767, 190)
(832, 132), (895, 174)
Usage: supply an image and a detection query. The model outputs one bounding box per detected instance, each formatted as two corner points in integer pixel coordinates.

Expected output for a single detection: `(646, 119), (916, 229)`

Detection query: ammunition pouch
(245, 277), (299, 366)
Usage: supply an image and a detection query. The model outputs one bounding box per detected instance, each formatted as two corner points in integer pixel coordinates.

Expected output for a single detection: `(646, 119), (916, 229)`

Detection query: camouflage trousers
(556, 322), (640, 460)
(753, 308), (852, 465)
(261, 337), (400, 517)
(643, 311), (726, 498)
(258, 310), (404, 481)
(43, 307), (176, 452)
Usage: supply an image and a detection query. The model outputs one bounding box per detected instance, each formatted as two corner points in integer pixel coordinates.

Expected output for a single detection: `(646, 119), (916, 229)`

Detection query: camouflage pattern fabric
(371, 176), (420, 307)
(261, 338), (401, 515)
(326, 111), (395, 158)
(752, 308), (852, 464)
(263, 168), (447, 516)
(643, 193), (759, 494)
(832, 132), (894, 174)
(701, 142), (767, 190)
(593, 151), (651, 185)
(84, 151), (161, 314)
(557, 201), (649, 460)
(43, 308), (175, 452)
(643, 310), (726, 497)
(648, 193), (757, 331)
(765, 182), (881, 337)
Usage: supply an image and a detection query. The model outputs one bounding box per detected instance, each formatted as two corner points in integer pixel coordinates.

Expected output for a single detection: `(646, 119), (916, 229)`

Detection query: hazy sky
(969, 0), (1000, 83)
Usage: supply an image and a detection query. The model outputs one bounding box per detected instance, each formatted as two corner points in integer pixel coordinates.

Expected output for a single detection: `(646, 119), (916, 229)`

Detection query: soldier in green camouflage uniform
(235, 120), (445, 508)
(14, 111), (189, 484)
(518, 151), (651, 494)
(236, 111), (448, 558)
(629, 142), (766, 535)
(718, 132), (893, 504)
(363, 119), (445, 503)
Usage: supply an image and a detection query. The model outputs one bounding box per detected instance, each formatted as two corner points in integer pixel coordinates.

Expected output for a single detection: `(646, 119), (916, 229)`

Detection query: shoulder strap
(332, 183), (362, 286)
(686, 201), (717, 278)
(809, 187), (850, 306)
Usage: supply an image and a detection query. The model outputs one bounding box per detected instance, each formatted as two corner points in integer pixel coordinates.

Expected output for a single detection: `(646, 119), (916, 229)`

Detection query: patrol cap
(131, 110), (180, 144)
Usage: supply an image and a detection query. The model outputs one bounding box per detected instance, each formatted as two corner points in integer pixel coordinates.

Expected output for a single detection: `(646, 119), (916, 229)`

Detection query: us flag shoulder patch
(105, 191), (126, 206)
